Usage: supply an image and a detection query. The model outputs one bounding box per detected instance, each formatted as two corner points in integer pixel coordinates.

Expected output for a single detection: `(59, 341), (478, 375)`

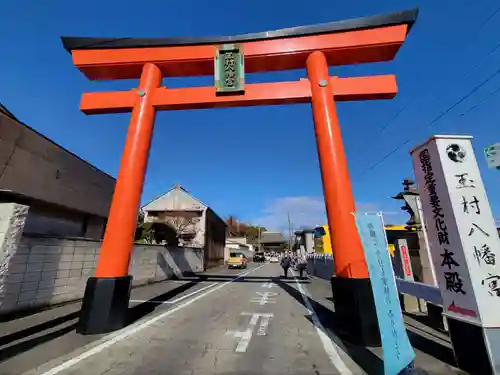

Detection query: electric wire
(358, 3), (500, 155)
(358, 68), (500, 177)
(356, 4), (500, 176)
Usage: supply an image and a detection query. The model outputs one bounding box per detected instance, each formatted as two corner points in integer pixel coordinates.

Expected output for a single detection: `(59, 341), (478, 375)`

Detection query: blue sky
(1, 0), (499, 231)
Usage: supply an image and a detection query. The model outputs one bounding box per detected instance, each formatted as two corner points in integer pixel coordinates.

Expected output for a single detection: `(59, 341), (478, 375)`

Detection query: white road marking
(38, 264), (267, 375)
(226, 312), (274, 351)
(261, 282), (277, 288)
(256, 314), (273, 336)
(130, 282), (217, 305)
(241, 312), (273, 326)
(291, 270), (355, 375)
(226, 329), (253, 352)
(250, 291), (277, 305)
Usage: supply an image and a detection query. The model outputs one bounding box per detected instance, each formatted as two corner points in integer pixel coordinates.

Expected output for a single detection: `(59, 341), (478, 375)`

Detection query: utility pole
(287, 212), (292, 253)
(257, 226), (261, 252)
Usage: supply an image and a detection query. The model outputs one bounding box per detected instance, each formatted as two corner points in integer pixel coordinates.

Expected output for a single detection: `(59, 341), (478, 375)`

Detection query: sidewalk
(301, 274), (463, 375)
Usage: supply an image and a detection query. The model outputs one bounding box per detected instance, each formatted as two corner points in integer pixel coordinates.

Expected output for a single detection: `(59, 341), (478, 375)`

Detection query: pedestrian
(280, 252), (292, 278)
(297, 255), (308, 279)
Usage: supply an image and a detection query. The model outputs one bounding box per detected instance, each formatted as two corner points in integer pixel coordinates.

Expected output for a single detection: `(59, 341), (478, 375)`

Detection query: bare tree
(163, 211), (202, 247)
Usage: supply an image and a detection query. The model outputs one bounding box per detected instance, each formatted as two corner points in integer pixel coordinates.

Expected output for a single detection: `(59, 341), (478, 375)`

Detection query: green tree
(135, 221), (177, 245)
(225, 216), (266, 243)
(245, 225), (267, 244)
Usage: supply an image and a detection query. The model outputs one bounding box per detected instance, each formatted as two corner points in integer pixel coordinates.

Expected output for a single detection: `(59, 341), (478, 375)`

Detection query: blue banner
(355, 213), (415, 375)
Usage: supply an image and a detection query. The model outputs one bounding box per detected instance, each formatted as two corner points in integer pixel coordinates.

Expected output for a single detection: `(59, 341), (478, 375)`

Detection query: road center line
(291, 270), (355, 375)
(38, 264), (267, 375)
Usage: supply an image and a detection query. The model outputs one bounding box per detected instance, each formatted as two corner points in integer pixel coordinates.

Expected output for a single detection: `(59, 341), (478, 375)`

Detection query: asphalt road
(19, 263), (364, 375)
(3, 263), (464, 375)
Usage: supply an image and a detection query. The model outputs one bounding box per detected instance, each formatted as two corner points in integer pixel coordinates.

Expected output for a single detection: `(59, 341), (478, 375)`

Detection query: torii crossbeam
(62, 8), (418, 342)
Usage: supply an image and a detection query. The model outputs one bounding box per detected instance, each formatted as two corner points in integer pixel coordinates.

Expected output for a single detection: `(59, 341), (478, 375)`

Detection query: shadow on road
(0, 279), (207, 365)
(404, 311), (447, 334)
(276, 277), (458, 374)
(127, 280), (202, 324)
(0, 311), (79, 347)
(275, 278), (384, 375)
(127, 271), (308, 323)
(188, 274), (311, 284)
(0, 321), (77, 363)
(0, 266), (301, 367)
(404, 326), (456, 366)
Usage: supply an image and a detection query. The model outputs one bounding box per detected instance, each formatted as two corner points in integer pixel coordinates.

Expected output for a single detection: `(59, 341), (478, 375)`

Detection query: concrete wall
(0, 203), (30, 310)
(0, 111), (115, 218)
(0, 235), (203, 315)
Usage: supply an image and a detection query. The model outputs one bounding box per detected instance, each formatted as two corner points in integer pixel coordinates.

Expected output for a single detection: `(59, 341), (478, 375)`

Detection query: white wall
(0, 203), (30, 311)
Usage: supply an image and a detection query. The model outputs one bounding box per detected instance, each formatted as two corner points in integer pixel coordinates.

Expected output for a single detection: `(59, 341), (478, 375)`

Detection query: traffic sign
(484, 143), (500, 169)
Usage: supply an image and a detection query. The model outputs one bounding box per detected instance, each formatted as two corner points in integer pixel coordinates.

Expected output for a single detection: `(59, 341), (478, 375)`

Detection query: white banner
(411, 135), (500, 327)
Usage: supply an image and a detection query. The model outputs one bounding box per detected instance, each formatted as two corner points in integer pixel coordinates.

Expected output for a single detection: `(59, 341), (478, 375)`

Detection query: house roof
(0, 101), (115, 182)
(260, 232), (286, 244)
(142, 184), (226, 226)
(142, 184), (207, 210)
(0, 102), (19, 121)
(295, 228), (315, 235)
(62, 8), (418, 51)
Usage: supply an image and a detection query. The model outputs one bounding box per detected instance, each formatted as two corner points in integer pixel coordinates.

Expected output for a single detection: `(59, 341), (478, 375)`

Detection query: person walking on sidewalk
(297, 255), (308, 279)
(280, 252), (292, 278)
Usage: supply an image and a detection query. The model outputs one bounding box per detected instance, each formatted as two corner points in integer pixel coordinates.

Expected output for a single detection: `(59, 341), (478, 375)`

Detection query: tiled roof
(260, 232), (286, 244)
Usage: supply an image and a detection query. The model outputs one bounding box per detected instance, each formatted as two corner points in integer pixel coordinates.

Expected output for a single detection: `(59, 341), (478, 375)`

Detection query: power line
(357, 98), (415, 151)
(359, 68), (500, 177)
(356, 4), (500, 160)
(460, 82), (500, 117)
(463, 3), (500, 77)
(466, 3), (500, 42)
(464, 39), (500, 77)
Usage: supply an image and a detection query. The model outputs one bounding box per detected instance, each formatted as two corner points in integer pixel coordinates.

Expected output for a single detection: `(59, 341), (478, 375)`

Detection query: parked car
(253, 252), (265, 262)
(228, 252), (248, 269)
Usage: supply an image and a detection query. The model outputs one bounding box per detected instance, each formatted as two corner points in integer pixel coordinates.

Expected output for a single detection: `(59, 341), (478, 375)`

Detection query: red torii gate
(62, 8), (418, 343)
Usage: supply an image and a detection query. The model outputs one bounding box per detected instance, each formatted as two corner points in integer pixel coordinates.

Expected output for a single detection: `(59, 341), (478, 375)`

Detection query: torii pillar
(61, 8), (418, 343)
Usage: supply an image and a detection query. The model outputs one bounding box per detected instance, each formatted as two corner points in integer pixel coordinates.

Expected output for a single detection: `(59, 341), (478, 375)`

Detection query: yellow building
(313, 225), (332, 254)
(313, 224), (409, 256)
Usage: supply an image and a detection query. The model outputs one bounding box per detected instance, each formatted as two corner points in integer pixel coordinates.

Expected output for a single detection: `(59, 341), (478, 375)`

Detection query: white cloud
(252, 196), (326, 232)
(252, 196), (403, 232)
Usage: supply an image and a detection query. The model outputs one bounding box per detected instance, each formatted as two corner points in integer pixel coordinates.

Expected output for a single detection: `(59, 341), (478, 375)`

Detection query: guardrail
(306, 254), (334, 281)
(395, 278), (442, 306)
(306, 255), (442, 306)
(306, 255), (447, 332)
